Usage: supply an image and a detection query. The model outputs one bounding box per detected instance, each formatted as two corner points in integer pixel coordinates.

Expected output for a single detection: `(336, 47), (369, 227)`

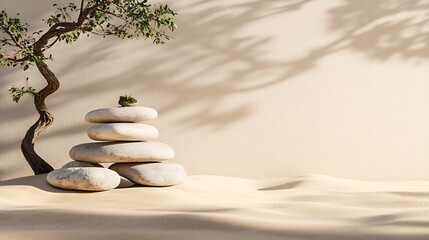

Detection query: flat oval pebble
(47, 167), (120, 191)
(85, 107), (158, 123)
(109, 162), (187, 187)
(87, 123), (158, 141)
(62, 161), (103, 168)
(69, 142), (174, 163)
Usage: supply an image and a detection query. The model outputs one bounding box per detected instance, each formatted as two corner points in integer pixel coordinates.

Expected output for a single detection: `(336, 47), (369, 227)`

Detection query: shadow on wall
(329, 0), (429, 61)
(57, 0), (429, 127)
(3, 0), (428, 129)
(1, 0), (429, 175)
(298, 0), (429, 69)
(0, 0), (313, 126)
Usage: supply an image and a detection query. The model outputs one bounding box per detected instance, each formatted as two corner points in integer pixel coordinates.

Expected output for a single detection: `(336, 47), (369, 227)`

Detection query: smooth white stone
(117, 176), (136, 188)
(85, 107), (158, 123)
(87, 123), (158, 141)
(69, 142), (175, 163)
(62, 161), (103, 168)
(47, 167), (120, 191)
(109, 162), (187, 187)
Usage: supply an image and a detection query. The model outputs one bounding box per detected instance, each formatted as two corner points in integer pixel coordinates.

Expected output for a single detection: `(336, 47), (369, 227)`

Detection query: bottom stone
(109, 162), (187, 187)
(47, 167), (120, 191)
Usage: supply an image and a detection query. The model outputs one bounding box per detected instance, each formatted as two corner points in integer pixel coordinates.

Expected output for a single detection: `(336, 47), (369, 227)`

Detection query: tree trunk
(16, 3), (104, 174)
(21, 60), (60, 174)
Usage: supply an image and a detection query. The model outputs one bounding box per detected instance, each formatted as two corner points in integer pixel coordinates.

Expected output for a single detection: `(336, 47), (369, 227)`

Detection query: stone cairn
(47, 105), (187, 191)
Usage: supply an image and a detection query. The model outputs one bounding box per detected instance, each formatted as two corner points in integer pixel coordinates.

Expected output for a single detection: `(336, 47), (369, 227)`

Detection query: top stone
(85, 107), (158, 123)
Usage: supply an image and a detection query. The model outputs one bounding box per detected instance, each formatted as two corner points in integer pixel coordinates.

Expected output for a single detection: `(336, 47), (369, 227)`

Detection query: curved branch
(4, 55), (29, 62)
(34, 2), (104, 50)
(78, 3), (103, 24)
(42, 36), (60, 52)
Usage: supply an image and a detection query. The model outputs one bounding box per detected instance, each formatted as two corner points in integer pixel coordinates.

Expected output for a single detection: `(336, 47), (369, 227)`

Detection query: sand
(1, 174), (429, 240)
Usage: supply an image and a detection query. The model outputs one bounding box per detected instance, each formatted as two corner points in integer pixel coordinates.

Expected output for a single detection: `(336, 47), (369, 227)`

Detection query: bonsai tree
(0, 0), (177, 174)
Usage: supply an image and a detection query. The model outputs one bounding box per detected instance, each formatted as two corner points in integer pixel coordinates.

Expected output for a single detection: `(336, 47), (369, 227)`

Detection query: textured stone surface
(117, 176), (136, 188)
(62, 161), (103, 168)
(87, 123), (158, 141)
(85, 107), (157, 123)
(69, 142), (174, 163)
(47, 167), (120, 191)
(110, 162), (187, 186)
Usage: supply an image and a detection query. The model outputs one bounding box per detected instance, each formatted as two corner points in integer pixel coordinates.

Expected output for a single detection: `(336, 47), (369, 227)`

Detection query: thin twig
(80, 0), (85, 14)
(95, 8), (122, 18)
(41, 36), (60, 52)
(4, 55), (29, 62)
(4, 29), (24, 49)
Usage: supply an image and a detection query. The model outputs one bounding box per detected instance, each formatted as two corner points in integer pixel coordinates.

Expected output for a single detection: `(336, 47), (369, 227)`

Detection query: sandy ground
(1, 174), (429, 240)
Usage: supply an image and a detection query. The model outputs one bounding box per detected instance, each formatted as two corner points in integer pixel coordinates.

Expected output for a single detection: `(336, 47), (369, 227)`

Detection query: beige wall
(1, 0), (429, 180)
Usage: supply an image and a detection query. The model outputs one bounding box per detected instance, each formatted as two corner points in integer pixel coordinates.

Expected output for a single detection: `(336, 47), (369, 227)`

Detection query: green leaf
(8, 81), (36, 103)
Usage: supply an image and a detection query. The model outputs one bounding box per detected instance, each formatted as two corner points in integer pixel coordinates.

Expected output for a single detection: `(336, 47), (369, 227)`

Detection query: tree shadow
(2, 0), (428, 126)
(328, 0), (429, 62)
(289, 0), (429, 71)
(1, 0), (314, 127)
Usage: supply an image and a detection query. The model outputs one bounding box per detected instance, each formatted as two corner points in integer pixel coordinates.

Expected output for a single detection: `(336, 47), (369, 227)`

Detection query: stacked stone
(47, 106), (187, 191)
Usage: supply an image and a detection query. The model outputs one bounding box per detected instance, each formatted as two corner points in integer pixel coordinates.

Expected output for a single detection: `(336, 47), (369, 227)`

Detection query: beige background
(1, 0), (429, 181)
